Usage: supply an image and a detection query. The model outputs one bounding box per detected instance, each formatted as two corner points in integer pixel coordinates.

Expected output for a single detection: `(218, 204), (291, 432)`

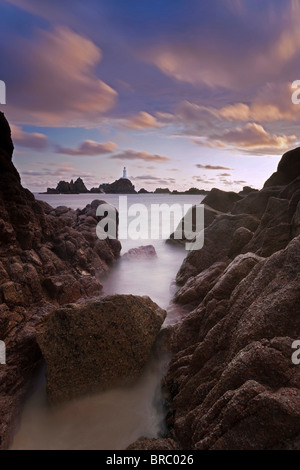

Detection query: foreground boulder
(36, 295), (166, 403)
(165, 236), (300, 450)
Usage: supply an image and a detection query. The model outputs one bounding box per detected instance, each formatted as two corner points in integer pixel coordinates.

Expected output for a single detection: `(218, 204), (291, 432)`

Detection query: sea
(11, 193), (204, 450)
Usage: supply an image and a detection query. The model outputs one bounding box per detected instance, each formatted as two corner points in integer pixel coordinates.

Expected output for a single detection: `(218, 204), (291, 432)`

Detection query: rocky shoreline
(1, 110), (300, 450)
(132, 147), (300, 450)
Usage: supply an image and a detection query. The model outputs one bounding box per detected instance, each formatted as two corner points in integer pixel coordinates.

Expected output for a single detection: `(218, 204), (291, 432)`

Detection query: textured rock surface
(165, 237), (300, 450)
(176, 213), (259, 285)
(264, 147), (300, 187)
(0, 113), (121, 448)
(202, 188), (242, 213)
(167, 204), (222, 248)
(122, 245), (157, 259)
(156, 148), (300, 450)
(36, 295), (166, 403)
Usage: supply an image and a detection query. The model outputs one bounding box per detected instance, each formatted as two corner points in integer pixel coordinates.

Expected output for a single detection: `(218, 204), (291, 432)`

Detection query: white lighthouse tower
(122, 167), (127, 179)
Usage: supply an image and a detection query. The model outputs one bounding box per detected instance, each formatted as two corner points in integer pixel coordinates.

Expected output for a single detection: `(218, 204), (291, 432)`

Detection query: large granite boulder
(36, 295), (166, 403)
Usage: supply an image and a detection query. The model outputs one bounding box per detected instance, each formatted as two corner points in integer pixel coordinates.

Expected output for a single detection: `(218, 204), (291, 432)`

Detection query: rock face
(264, 147), (300, 187)
(0, 114), (121, 448)
(202, 188), (242, 213)
(104, 178), (136, 194)
(167, 204), (222, 248)
(151, 147), (300, 450)
(165, 237), (300, 450)
(36, 295), (166, 403)
(122, 245), (157, 259)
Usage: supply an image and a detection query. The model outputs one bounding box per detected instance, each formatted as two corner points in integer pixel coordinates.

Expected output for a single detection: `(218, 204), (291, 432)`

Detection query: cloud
(6, 27), (117, 126)
(195, 164), (233, 170)
(122, 111), (160, 130)
(210, 123), (297, 154)
(214, 83), (300, 122)
(147, 2), (300, 90)
(55, 140), (118, 156)
(110, 150), (170, 163)
(11, 124), (48, 150)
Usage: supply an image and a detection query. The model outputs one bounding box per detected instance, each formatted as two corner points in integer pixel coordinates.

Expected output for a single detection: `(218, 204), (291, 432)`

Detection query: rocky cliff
(131, 147), (300, 450)
(165, 149), (300, 450)
(0, 113), (121, 449)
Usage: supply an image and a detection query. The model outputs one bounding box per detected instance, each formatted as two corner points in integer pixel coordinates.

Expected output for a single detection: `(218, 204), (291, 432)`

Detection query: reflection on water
(11, 194), (203, 450)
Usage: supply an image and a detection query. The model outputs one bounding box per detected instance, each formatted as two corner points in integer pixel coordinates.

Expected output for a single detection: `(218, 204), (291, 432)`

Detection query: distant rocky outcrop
(47, 177), (88, 194)
(36, 295), (166, 403)
(154, 188), (170, 194)
(0, 114), (121, 449)
(138, 188), (149, 194)
(104, 178), (137, 194)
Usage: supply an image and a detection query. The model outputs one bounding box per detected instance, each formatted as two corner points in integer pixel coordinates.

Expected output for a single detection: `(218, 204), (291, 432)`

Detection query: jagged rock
(264, 147), (300, 187)
(228, 227), (254, 257)
(202, 188), (242, 213)
(242, 197), (291, 257)
(231, 186), (282, 218)
(48, 177), (89, 194)
(238, 186), (258, 196)
(176, 213), (259, 285)
(174, 261), (228, 306)
(166, 236), (300, 450)
(36, 295), (166, 403)
(167, 204), (222, 247)
(104, 178), (136, 194)
(0, 113), (121, 449)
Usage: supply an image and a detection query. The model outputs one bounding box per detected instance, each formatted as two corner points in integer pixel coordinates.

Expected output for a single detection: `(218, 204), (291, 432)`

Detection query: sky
(1, 0), (300, 192)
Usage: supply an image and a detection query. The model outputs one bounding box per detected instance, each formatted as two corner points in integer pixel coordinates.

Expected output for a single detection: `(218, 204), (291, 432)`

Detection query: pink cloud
(11, 124), (48, 150)
(110, 149), (170, 163)
(56, 140), (118, 156)
(6, 27), (117, 127)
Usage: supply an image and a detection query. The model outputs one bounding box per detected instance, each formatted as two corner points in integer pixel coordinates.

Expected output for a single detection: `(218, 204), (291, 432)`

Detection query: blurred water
(11, 193), (203, 450)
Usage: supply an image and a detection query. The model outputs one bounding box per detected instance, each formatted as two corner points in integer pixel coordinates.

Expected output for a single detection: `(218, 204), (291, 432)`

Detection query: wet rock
(36, 295), (166, 404)
(123, 245), (157, 259)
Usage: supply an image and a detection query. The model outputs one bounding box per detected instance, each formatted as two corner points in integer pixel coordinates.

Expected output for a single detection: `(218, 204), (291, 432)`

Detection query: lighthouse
(122, 167), (127, 179)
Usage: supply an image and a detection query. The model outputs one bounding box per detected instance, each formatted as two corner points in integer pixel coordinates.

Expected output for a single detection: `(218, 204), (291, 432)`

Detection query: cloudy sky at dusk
(1, 0), (300, 192)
